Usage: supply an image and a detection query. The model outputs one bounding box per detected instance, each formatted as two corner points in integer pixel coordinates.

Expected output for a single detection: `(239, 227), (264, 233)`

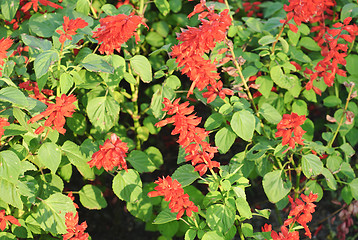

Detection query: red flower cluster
(202, 80), (234, 103)
(148, 176), (198, 220)
(92, 12), (146, 55)
(68, 192), (79, 209)
(304, 17), (358, 94)
(0, 118), (10, 140)
(21, 0), (63, 12)
(28, 94), (77, 135)
(275, 113), (306, 151)
(0, 37), (13, 77)
(0, 209), (21, 231)
(155, 98), (219, 176)
(171, 0), (233, 101)
(19, 81), (54, 103)
(262, 193), (318, 239)
(281, 0), (335, 32)
(88, 133), (129, 172)
(56, 16), (88, 44)
(239, 1), (262, 17)
(63, 212), (89, 240)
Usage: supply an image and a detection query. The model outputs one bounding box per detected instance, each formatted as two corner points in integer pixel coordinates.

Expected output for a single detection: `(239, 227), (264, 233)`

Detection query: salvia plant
(0, 0), (358, 239)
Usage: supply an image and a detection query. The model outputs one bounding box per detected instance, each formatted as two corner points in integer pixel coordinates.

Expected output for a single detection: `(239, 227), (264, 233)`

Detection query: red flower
(275, 113), (306, 151)
(171, 1), (232, 99)
(148, 176), (198, 220)
(92, 12), (146, 55)
(155, 98), (220, 176)
(284, 193), (318, 238)
(0, 118), (10, 140)
(261, 223), (272, 232)
(88, 133), (129, 172)
(63, 212), (89, 240)
(19, 81), (53, 103)
(202, 80), (234, 103)
(21, 0), (63, 12)
(0, 209), (21, 231)
(271, 226), (300, 240)
(56, 16), (88, 44)
(28, 94), (77, 135)
(0, 37), (13, 77)
(68, 192), (79, 209)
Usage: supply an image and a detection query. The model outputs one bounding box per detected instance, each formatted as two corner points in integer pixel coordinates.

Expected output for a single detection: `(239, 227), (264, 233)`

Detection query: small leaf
(0, 0), (19, 21)
(215, 126), (236, 154)
(126, 150), (157, 173)
(34, 50), (58, 78)
(79, 185), (107, 210)
(82, 54), (114, 73)
(231, 110), (255, 141)
(38, 142), (61, 173)
(130, 55), (152, 83)
(113, 169), (142, 203)
(259, 103), (281, 124)
(263, 170), (292, 203)
(154, 0), (170, 16)
(172, 165), (200, 187)
(206, 204), (235, 233)
(302, 154), (323, 178)
(153, 208), (177, 224)
(0, 87), (28, 107)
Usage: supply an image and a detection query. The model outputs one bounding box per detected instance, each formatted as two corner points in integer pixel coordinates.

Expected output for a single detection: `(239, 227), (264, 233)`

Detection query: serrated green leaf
(172, 165), (199, 187)
(263, 170), (292, 203)
(231, 110), (255, 142)
(79, 185), (107, 210)
(34, 50), (58, 78)
(130, 55), (152, 83)
(302, 154), (323, 178)
(113, 169), (142, 203)
(215, 126), (236, 153)
(38, 142), (61, 173)
(127, 150), (157, 173)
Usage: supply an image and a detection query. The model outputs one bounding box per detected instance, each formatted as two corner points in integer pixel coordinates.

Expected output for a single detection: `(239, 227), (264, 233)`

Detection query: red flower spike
(0, 209), (21, 231)
(88, 133), (129, 172)
(275, 113), (306, 151)
(92, 12), (146, 55)
(148, 176), (198, 220)
(63, 212), (89, 240)
(27, 94), (77, 135)
(19, 81), (53, 104)
(56, 16), (88, 44)
(0, 118), (10, 141)
(21, 0), (63, 12)
(0, 37), (13, 77)
(155, 98), (220, 176)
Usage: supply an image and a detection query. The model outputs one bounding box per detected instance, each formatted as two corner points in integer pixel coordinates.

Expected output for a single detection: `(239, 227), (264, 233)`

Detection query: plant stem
(87, 0), (98, 19)
(328, 84), (354, 147)
(272, 23), (286, 53)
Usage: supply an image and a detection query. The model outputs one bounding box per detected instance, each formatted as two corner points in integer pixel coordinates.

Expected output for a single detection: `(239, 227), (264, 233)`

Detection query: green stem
(130, 76), (141, 150)
(328, 84), (354, 148)
(274, 204), (283, 226)
(237, 223), (245, 240)
(272, 23), (286, 53)
(87, 0), (98, 19)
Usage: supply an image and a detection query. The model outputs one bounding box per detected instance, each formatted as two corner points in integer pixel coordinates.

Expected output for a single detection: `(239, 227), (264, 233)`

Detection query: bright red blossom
(148, 176), (198, 220)
(275, 113), (306, 151)
(56, 16), (88, 44)
(171, 0), (232, 100)
(0, 37), (13, 77)
(28, 94), (77, 135)
(21, 0), (63, 12)
(202, 80), (234, 103)
(92, 12), (146, 55)
(155, 98), (219, 176)
(0, 118), (10, 140)
(0, 209), (21, 231)
(63, 212), (89, 240)
(88, 133), (129, 172)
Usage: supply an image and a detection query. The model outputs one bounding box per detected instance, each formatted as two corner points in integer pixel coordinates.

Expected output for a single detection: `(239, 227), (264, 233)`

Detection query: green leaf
(172, 165), (200, 187)
(60, 72), (74, 95)
(153, 208), (177, 224)
(169, 0), (182, 13)
(235, 197), (252, 219)
(144, 146), (163, 168)
(349, 178), (358, 200)
(323, 96), (341, 107)
(243, 17), (263, 32)
(38, 142), (61, 173)
(81, 54), (114, 73)
(258, 35), (276, 45)
(202, 231), (225, 240)
(341, 3), (358, 22)
(278, 37), (289, 53)
(34, 193), (76, 234)
(185, 229), (196, 240)
(29, 13), (62, 38)
(270, 65), (294, 89)
(304, 180), (323, 201)
(231, 110), (255, 142)
(34, 50), (58, 78)
(259, 103), (281, 124)
(154, 0), (170, 16)
(164, 75), (181, 90)
(342, 185), (353, 204)
(146, 32), (164, 47)
(206, 204), (235, 233)
(79, 185), (107, 210)
(1, 0), (19, 21)
(87, 96), (120, 132)
(205, 113), (224, 130)
(0, 179), (22, 209)
(215, 126), (236, 154)
(321, 168), (337, 190)
(21, 34), (52, 52)
(302, 154), (323, 178)
(66, 113), (87, 135)
(263, 170), (292, 203)
(256, 76), (273, 98)
(0, 87), (28, 107)
(76, 0), (90, 15)
(123, 72), (137, 85)
(126, 150), (157, 173)
(61, 141), (95, 180)
(0, 232), (16, 239)
(101, 4), (120, 15)
(130, 55), (152, 83)
(292, 99), (308, 116)
(0, 150), (21, 183)
(113, 169), (142, 203)
(241, 223), (253, 237)
(299, 37), (321, 51)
